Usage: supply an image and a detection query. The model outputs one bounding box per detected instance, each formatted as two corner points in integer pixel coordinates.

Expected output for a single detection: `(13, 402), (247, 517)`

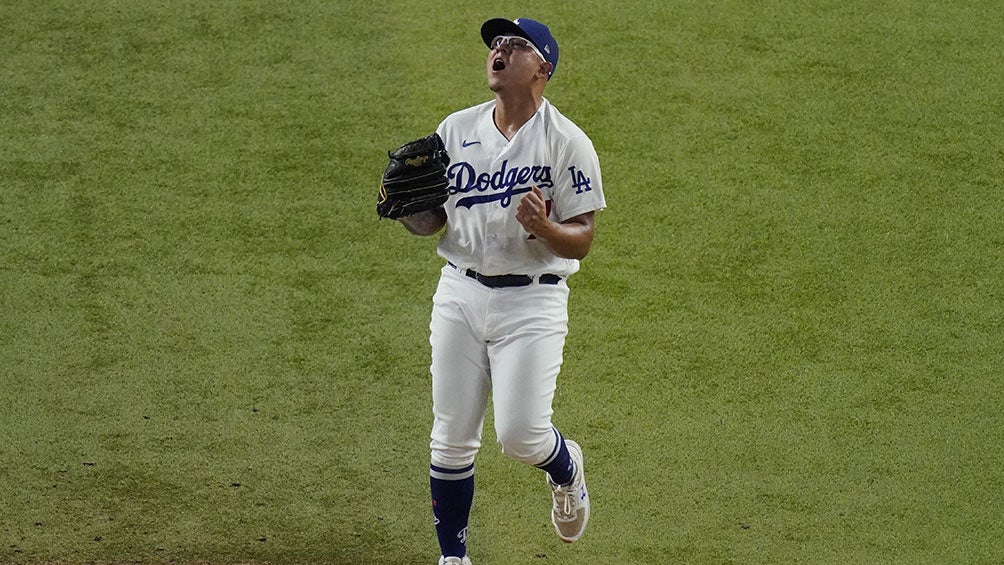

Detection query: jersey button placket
(484, 153), (507, 272)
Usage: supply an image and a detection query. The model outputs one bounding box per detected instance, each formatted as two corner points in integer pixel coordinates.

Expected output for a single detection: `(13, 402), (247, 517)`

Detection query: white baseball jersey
(434, 98), (606, 277)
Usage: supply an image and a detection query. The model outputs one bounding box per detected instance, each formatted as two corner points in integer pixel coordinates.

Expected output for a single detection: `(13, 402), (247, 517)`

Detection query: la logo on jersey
(568, 166), (593, 194)
(446, 160), (594, 208)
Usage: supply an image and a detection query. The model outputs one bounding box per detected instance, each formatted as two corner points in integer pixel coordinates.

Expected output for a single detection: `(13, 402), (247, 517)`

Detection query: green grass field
(2, 1), (1003, 563)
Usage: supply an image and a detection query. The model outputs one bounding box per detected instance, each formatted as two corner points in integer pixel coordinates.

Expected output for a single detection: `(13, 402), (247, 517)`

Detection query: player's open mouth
(492, 58), (506, 71)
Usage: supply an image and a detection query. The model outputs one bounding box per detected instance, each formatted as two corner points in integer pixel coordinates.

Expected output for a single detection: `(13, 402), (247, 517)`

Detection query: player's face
(487, 36), (549, 92)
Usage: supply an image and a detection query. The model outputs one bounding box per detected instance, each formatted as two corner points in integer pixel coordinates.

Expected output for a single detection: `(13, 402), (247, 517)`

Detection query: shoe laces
(552, 482), (578, 519)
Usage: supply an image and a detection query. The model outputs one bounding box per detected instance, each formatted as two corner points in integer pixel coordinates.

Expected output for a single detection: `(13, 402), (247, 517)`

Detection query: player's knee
(495, 426), (551, 465)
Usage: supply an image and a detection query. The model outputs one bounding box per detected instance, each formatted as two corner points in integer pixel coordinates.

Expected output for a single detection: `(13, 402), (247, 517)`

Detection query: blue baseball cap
(481, 17), (559, 79)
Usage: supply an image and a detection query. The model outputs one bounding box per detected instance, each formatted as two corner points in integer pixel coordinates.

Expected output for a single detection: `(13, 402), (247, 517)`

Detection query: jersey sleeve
(550, 134), (605, 221)
(435, 119), (449, 146)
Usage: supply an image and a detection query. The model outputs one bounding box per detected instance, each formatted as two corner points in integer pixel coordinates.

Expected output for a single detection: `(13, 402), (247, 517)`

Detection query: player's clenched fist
(515, 185), (551, 238)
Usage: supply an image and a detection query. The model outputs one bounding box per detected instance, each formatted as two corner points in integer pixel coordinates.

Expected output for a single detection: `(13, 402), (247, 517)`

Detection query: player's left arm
(516, 133), (604, 260)
(516, 185), (595, 260)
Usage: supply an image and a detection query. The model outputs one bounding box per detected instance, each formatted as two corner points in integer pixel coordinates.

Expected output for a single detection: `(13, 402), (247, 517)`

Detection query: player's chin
(487, 75), (505, 92)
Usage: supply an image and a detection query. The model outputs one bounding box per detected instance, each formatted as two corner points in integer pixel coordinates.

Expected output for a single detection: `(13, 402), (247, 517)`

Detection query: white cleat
(547, 439), (590, 543)
(439, 556), (472, 565)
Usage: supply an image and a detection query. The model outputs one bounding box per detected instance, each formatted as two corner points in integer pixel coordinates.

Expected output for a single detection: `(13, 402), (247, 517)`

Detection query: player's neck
(493, 93), (542, 141)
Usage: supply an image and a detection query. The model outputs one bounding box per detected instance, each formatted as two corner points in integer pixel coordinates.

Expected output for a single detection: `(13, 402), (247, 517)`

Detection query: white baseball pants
(429, 265), (569, 470)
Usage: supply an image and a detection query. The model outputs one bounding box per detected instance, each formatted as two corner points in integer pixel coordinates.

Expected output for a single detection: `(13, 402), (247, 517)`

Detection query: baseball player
(393, 17), (606, 565)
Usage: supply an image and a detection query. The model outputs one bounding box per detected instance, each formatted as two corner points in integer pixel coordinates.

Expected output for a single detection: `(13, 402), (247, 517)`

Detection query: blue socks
(430, 463), (475, 558)
(537, 428), (575, 486)
(430, 430), (573, 557)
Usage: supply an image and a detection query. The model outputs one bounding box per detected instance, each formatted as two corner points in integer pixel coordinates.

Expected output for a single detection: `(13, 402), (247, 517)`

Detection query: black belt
(448, 262), (562, 288)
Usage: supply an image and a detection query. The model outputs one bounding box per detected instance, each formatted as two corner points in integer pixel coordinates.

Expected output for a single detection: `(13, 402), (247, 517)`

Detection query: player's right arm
(399, 207), (447, 236)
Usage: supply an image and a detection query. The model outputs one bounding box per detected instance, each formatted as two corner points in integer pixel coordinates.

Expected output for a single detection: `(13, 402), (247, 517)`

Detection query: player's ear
(538, 61), (553, 79)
